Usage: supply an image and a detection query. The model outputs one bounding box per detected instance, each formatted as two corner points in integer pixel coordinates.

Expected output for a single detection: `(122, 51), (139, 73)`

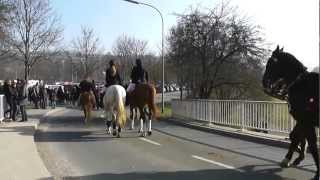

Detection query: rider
(126, 58), (149, 105)
(79, 75), (96, 108)
(105, 60), (122, 87)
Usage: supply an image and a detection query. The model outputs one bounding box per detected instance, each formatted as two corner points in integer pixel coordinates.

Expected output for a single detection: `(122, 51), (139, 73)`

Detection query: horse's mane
(281, 52), (306, 72)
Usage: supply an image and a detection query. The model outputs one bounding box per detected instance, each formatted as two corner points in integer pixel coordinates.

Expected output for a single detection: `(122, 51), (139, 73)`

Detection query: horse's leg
(305, 126), (319, 179)
(83, 106), (87, 125)
(147, 108), (152, 136)
(280, 124), (300, 167)
(106, 120), (112, 134)
(292, 138), (307, 166)
(130, 107), (135, 130)
(105, 110), (111, 134)
(87, 105), (91, 124)
(117, 126), (121, 138)
(112, 112), (117, 136)
(138, 107), (146, 137)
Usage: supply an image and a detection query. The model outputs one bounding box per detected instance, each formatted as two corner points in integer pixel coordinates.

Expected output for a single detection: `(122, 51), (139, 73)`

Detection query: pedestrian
(17, 79), (28, 122)
(3, 80), (13, 120)
(11, 81), (18, 121)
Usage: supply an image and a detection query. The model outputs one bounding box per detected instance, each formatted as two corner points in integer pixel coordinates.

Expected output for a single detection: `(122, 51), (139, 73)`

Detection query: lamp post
(123, 0), (165, 113)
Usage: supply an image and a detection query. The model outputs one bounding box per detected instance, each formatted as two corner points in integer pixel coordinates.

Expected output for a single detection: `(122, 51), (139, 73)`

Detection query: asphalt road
(35, 108), (317, 180)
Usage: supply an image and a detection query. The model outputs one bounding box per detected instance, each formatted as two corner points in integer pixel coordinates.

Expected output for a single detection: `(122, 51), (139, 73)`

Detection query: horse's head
(262, 45), (306, 97)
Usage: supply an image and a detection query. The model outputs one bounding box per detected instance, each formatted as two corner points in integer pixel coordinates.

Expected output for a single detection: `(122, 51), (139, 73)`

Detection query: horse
(127, 83), (159, 137)
(103, 85), (126, 138)
(262, 45), (319, 179)
(79, 91), (95, 124)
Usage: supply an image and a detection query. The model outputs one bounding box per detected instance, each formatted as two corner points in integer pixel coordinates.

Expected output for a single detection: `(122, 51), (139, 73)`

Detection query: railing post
(0, 95), (4, 123)
(241, 101), (245, 132)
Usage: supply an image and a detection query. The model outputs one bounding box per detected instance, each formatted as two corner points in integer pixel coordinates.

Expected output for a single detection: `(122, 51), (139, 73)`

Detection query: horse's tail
(149, 85), (159, 119)
(116, 91), (126, 128)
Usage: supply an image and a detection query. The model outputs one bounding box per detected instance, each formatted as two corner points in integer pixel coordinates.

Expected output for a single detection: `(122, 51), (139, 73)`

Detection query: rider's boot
(125, 93), (130, 106)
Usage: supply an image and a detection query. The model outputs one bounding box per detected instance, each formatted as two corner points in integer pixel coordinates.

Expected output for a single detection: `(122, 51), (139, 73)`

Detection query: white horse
(103, 85), (126, 138)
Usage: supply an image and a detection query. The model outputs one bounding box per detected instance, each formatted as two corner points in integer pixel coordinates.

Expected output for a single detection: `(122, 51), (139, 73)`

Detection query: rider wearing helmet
(126, 58), (149, 105)
(127, 58), (148, 92)
(105, 60), (122, 87)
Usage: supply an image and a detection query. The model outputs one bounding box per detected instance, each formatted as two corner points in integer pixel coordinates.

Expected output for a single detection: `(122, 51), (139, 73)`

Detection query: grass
(157, 102), (172, 119)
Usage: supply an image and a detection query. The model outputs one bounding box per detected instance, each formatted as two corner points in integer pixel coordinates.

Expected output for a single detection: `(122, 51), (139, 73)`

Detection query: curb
(33, 108), (65, 131)
(164, 118), (291, 149)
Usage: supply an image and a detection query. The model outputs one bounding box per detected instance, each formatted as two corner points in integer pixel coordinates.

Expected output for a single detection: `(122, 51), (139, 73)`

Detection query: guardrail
(0, 95), (5, 123)
(172, 99), (318, 135)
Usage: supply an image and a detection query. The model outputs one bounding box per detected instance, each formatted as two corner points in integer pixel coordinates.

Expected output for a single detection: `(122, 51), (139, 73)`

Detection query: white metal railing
(172, 99), (319, 135)
(0, 95), (5, 123)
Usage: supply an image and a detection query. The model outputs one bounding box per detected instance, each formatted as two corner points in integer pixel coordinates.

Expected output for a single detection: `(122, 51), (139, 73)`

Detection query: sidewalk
(0, 108), (58, 180)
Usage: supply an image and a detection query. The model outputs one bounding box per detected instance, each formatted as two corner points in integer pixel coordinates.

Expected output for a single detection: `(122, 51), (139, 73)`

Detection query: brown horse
(128, 83), (159, 137)
(79, 91), (95, 124)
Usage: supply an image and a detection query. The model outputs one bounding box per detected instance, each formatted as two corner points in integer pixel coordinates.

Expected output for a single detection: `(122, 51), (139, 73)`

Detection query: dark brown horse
(127, 83), (159, 137)
(79, 92), (95, 124)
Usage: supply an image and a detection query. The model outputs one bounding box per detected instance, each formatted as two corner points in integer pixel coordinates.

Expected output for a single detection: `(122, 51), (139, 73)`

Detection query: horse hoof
(312, 173), (319, 180)
(113, 132), (117, 136)
(291, 157), (304, 166)
(139, 133), (144, 137)
(279, 158), (290, 168)
(117, 134), (120, 138)
(148, 131), (152, 136)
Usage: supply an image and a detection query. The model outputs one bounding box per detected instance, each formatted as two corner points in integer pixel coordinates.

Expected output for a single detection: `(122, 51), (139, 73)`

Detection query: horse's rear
(80, 92), (94, 124)
(133, 83), (159, 118)
(129, 83), (159, 136)
(103, 85), (126, 137)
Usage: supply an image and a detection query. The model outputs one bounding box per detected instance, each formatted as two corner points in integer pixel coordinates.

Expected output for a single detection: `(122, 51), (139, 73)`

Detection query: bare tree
(72, 26), (103, 77)
(167, 2), (266, 99)
(112, 34), (148, 81)
(0, 0), (13, 57)
(5, 0), (62, 81)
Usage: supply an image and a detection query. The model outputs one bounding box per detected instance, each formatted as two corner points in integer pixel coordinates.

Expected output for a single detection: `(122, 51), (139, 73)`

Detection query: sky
(51, 0), (319, 70)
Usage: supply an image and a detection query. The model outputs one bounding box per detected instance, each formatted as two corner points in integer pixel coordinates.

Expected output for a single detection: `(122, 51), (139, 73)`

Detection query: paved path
(0, 108), (62, 180)
(35, 108), (317, 180)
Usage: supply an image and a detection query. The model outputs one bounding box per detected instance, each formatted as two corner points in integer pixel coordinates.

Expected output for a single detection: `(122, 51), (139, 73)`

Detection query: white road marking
(139, 137), (161, 146)
(192, 155), (239, 171)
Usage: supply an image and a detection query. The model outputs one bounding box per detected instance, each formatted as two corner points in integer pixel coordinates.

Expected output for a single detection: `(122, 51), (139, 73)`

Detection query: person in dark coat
(105, 60), (122, 87)
(10, 81), (18, 121)
(17, 80), (28, 122)
(3, 80), (13, 119)
(126, 58), (149, 93)
(125, 58), (149, 106)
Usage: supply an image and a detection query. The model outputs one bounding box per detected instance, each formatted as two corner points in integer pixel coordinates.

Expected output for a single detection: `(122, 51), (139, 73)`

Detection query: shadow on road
(38, 167), (296, 180)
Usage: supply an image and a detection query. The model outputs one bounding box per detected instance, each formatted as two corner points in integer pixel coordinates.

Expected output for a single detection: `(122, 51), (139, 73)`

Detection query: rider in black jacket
(105, 60), (122, 87)
(130, 58), (148, 84)
(125, 58), (149, 106)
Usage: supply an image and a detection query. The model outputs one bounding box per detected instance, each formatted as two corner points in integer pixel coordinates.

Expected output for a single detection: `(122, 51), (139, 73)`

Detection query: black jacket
(105, 68), (122, 87)
(130, 65), (148, 84)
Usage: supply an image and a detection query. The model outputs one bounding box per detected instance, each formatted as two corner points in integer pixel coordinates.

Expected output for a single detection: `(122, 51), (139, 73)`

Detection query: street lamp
(123, 0), (165, 113)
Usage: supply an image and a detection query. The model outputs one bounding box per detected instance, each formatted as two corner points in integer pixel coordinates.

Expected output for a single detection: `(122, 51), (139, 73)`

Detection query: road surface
(35, 108), (317, 180)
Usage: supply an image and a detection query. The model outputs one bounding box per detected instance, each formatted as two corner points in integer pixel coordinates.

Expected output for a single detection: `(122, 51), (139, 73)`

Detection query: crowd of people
(3, 79), (28, 122)
(1, 58), (149, 122)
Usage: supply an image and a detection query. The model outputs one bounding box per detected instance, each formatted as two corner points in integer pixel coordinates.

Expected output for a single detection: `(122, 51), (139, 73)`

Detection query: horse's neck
(285, 66), (307, 85)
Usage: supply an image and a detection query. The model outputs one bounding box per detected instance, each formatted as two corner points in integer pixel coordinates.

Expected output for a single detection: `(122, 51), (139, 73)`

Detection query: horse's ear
(280, 46), (284, 52)
(275, 45), (280, 53)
